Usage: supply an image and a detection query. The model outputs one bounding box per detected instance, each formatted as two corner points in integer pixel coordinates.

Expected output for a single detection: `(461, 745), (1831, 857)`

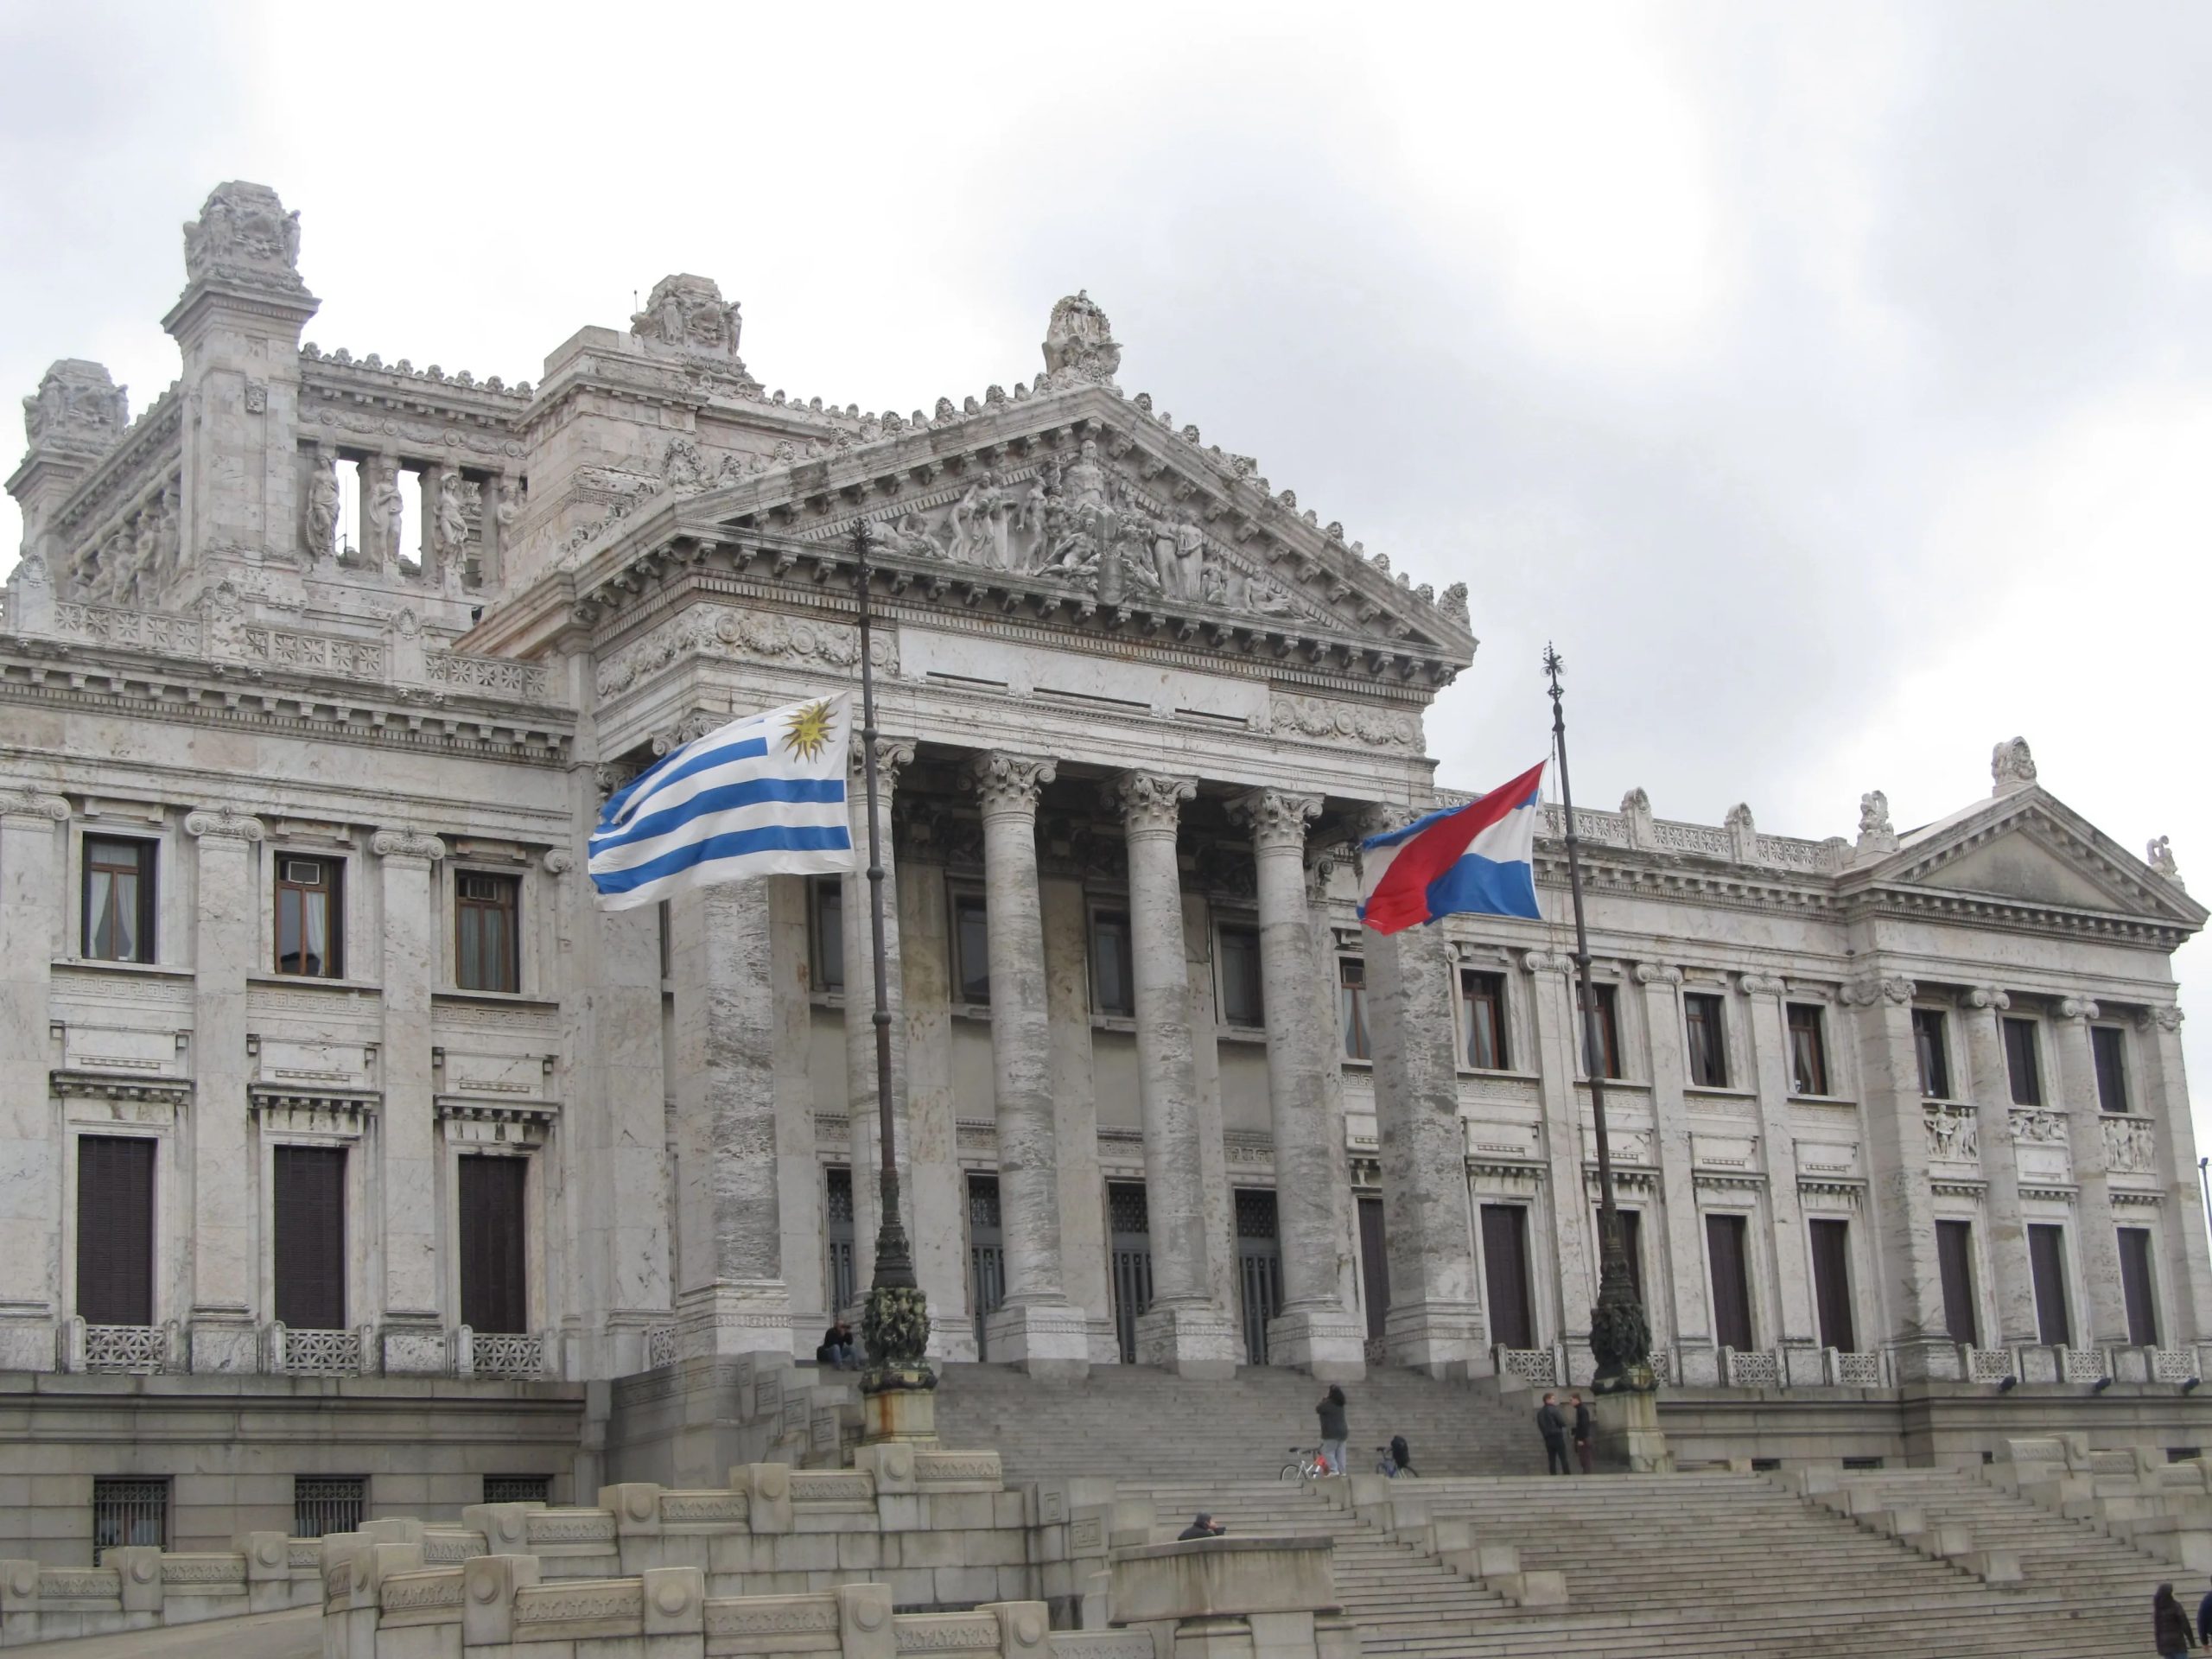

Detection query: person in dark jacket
(1315, 1385), (1350, 1476)
(1570, 1393), (1595, 1474)
(2197, 1576), (2212, 1646)
(2157, 1582), (2196, 1656)
(816, 1320), (860, 1370)
(1389, 1433), (1414, 1478)
(1536, 1392), (1572, 1476)
(1178, 1514), (1227, 1541)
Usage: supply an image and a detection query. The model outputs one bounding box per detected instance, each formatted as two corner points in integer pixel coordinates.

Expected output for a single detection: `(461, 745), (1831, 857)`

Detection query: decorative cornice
(51, 1069), (192, 1106)
(1840, 975), (1916, 1008)
(966, 752), (1057, 817)
(2136, 1006), (2184, 1033)
(1632, 963), (1682, 987)
(0, 788), (69, 823)
(1109, 770), (1195, 836)
(2056, 995), (2101, 1023)
(371, 829), (447, 862)
(184, 807), (265, 842)
(1965, 986), (2012, 1012)
(1229, 788), (1321, 852)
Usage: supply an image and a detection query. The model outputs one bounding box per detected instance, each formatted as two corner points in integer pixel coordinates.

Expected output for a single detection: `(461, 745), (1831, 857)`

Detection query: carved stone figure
(1856, 790), (1897, 855)
(1163, 511), (1208, 601)
(629, 274), (745, 362)
(130, 510), (160, 599)
(22, 359), (128, 450)
(182, 181), (306, 292)
(663, 436), (707, 493)
(306, 454), (340, 559)
(1991, 736), (2037, 796)
(1041, 290), (1122, 385)
(494, 478), (525, 534)
(434, 473), (469, 573)
(1064, 439), (1106, 513)
(2148, 836), (2181, 880)
(367, 468), (405, 568)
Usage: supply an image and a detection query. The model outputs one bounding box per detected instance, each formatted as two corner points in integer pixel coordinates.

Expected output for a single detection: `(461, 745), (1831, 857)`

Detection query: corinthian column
(1961, 988), (2038, 1345)
(2055, 996), (2128, 1344)
(1231, 789), (1363, 1379)
(842, 738), (915, 1300)
(968, 753), (1087, 1377)
(184, 808), (265, 1373)
(1113, 771), (1239, 1377)
(2136, 1007), (2212, 1344)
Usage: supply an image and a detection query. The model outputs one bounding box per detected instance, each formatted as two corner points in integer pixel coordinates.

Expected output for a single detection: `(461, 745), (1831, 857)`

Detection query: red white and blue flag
(1357, 760), (1547, 934)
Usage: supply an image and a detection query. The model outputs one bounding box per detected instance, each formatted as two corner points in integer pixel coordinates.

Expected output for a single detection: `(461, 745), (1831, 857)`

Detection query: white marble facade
(3, 181), (2209, 1406)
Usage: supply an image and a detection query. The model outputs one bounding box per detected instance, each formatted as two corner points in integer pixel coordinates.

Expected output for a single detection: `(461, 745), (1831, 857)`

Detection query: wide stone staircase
(930, 1361), (1546, 1482)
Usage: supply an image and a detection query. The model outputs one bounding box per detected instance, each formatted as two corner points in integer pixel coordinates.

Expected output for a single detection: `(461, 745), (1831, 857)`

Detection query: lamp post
(851, 524), (933, 1417)
(1545, 645), (1655, 1394)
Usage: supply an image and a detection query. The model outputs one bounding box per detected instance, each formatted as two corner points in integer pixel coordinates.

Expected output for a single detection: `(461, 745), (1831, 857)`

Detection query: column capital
(1964, 985), (2012, 1012)
(850, 736), (918, 787)
(371, 828), (447, 862)
(543, 849), (575, 876)
(1631, 963), (1681, 988)
(1522, 950), (1573, 977)
(2136, 1005), (2184, 1033)
(0, 788), (69, 824)
(1739, 972), (1788, 998)
(2056, 995), (2101, 1023)
(1109, 771), (1194, 836)
(1303, 845), (1344, 906)
(965, 752), (1056, 817)
(1229, 788), (1321, 852)
(184, 807), (265, 842)
(1840, 974), (1915, 1007)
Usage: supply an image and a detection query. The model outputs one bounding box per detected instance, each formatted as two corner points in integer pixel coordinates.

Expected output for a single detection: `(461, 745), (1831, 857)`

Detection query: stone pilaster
(1040, 873), (1116, 1363)
(182, 808), (265, 1373)
(1523, 952), (1595, 1375)
(1735, 974), (1818, 1355)
(1367, 919), (1484, 1378)
(842, 739), (914, 1300)
(2055, 997), (2128, 1344)
(1305, 853), (1364, 1323)
(669, 878), (789, 1358)
(1962, 988), (2039, 1345)
(1113, 771), (1239, 1377)
(1232, 789), (1363, 1377)
(1842, 974), (1958, 1380)
(2136, 1007), (2212, 1342)
(0, 791), (68, 1371)
(372, 828), (447, 1374)
(897, 851), (973, 1359)
(968, 753), (1086, 1376)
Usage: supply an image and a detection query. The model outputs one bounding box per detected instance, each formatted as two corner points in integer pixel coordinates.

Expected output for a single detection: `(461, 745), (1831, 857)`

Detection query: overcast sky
(4, 3), (2209, 1127)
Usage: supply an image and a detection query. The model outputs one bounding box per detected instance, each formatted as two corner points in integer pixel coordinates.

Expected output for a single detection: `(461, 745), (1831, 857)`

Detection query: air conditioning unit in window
(283, 859), (324, 886)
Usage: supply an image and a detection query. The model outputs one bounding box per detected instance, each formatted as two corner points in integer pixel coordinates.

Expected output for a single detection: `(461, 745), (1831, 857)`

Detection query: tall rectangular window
(1339, 959), (1370, 1060)
(1577, 982), (1623, 1080)
(1218, 924), (1263, 1027)
(76, 1135), (155, 1325)
(1706, 1212), (1754, 1351)
(1786, 1003), (1829, 1096)
(458, 1155), (527, 1334)
(83, 836), (156, 963)
(274, 855), (343, 978)
(2118, 1226), (2159, 1347)
(823, 1167), (855, 1313)
(2092, 1027), (2129, 1115)
(1479, 1205), (1534, 1350)
(2027, 1223), (2070, 1346)
(1684, 993), (1727, 1089)
(810, 877), (845, 993)
(1091, 911), (1134, 1016)
(1463, 970), (1509, 1071)
(1808, 1217), (1855, 1351)
(2004, 1017), (2043, 1107)
(1936, 1219), (1979, 1345)
(273, 1146), (346, 1331)
(953, 893), (990, 1004)
(455, 872), (520, 993)
(1912, 1008), (1951, 1099)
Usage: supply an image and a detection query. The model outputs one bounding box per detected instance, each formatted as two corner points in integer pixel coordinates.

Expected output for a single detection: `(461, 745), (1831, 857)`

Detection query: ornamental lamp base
(859, 1375), (939, 1446)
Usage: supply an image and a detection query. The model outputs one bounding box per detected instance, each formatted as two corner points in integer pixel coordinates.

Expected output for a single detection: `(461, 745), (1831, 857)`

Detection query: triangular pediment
(573, 383), (1475, 677)
(1859, 789), (2205, 929)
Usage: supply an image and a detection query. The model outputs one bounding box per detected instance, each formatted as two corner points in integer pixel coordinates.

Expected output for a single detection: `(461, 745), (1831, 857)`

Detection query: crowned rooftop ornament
(181, 181), (308, 296)
(1041, 289), (1121, 388)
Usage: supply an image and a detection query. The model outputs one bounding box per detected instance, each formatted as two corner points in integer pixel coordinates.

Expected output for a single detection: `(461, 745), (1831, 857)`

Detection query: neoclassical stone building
(3, 181), (2209, 1548)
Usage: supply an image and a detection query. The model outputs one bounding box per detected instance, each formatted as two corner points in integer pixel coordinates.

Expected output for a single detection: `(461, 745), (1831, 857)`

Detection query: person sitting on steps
(816, 1319), (861, 1370)
(1315, 1384), (1350, 1476)
(1387, 1433), (1415, 1478)
(1178, 1513), (1228, 1541)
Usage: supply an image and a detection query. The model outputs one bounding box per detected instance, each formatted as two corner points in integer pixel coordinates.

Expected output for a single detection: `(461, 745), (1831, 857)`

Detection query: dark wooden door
(1706, 1212), (1754, 1351)
(968, 1174), (1005, 1360)
(459, 1155), (528, 1334)
(1235, 1189), (1282, 1366)
(1357, 1195), (1390, 1342)
(77, 1136), (155, 1325)
(1936, 1219), (1979, 1344)
(274, 1146), (346, 1331)
(2118, 1226), (2159, 1347)
(1808, 1217), (1854, 1351)
(1108, 1182), (1152, 1364)
(2028, 1224), (2070, 1346)
(1480, 1205), (1534, 1350)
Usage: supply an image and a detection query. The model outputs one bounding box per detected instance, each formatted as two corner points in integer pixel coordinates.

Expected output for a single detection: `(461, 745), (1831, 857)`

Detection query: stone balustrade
(1989, 1436), (2212, 1570)
(0, 1531), (319, 1647)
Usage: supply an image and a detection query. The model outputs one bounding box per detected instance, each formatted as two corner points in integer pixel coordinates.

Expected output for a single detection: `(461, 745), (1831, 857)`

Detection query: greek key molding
(965, 752), (1056, 817)
(1109, 770), (1194, 836)
(184, 807), (265, 842)
(371, 829), (448, 861)
(1229, 787), (1322, 852)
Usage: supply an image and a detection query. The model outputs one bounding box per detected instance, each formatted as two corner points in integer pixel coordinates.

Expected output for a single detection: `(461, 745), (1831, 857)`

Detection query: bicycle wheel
(1279, 1461), (1305, 1482)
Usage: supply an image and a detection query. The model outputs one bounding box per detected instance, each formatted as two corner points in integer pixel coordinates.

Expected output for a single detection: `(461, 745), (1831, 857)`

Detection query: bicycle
(1279, 1445), (1334, 1481)
(1374, 1445), (1419, 1478)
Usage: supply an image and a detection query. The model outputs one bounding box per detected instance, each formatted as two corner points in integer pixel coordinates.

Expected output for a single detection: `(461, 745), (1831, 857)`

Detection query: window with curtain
(455, 872), (520, 993)
(1576, 982), (1623, 1079)
(2004, 1017), (2043, 1107)
(1463, 970), (1509, 1070)
(1786, 1003), (1829, 1096)
(2092, 1027), (2129, 1114)
(1684, 992), (1727, 1088)
(83, 836), (156, 963)
(1912, 1008), (1951, 1099)
(275, 856), (342, 978)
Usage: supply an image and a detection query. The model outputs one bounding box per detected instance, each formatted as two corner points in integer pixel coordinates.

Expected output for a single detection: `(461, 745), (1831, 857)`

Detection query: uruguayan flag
(588, 695), (855, 910)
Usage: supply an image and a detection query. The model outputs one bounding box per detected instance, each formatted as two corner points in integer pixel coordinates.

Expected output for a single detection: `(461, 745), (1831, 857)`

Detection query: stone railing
(48, 599), (204, 656)
(1495, 1346), (1560, 1389)
(645, 1324), (677, 1370)
(1963, 1345), (2018, 1384)
(456, 1327), (549, 1381)
(1828, 1350), (1885, 1388)
(425, 649), (554, 701)
(239, 620), (388, 679)
(67, 1319), (178, 1376)
(264, 1323), (369, 1376)
(2062, 1346), (2109, 1384)
(0, 1532), (319, 1647)
(1721, 1347), (1782, 1389)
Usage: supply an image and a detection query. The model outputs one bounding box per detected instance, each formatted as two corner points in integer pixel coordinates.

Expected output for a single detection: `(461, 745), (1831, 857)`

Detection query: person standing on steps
(1315, 1384), (1350, 1477)
(1536, 1392), (1573, 1476)
(2157, 1582), (2197, 1656)
(1570, 1392), (1595, 1474)
(2196, 1574), (2212, 1647)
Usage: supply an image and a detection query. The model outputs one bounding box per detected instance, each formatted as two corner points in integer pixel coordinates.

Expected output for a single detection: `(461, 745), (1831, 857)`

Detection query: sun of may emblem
(780, 700), (836, 762)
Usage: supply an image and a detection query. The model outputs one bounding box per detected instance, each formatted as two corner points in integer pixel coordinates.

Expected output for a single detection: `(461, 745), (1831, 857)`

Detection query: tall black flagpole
(1546, 645), (1654, 1393)
(854, 524), (931, 1389)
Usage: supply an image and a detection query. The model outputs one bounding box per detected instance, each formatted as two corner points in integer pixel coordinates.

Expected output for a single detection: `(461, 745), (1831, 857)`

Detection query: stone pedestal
(1592, 1389), (1673, 1473)
(860, 1382), (938, 1446)
(1109, 1535), (1351, 1659)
